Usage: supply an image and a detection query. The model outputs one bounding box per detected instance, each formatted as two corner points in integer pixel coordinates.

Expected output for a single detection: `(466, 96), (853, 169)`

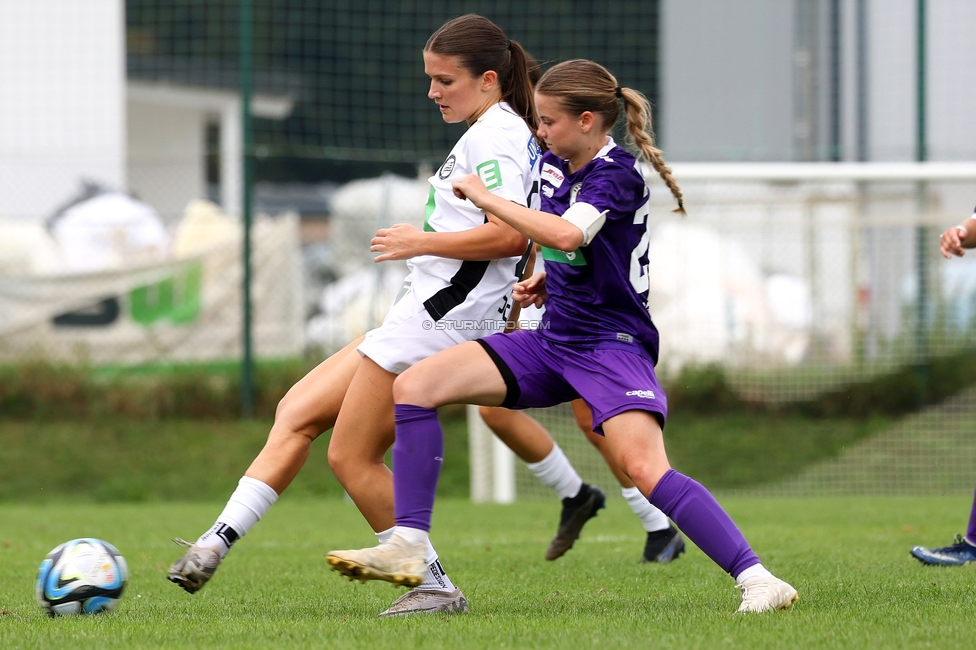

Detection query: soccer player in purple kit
(910, 208), (976, 566)
(327, 59), (799, 613)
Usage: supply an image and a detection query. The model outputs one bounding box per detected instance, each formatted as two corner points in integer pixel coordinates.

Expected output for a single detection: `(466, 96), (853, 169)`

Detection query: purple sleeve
(573, 163), (644, 220)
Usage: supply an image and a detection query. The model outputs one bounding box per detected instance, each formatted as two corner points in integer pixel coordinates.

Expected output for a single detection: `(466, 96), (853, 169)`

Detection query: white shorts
(357, 287), (459, 375)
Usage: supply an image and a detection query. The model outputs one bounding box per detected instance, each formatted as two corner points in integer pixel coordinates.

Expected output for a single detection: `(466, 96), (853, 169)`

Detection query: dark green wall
(127, 0), (659, 182)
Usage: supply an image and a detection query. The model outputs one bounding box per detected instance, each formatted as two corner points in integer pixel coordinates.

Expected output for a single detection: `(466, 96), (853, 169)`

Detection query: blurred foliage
(6, 355), (971, 498)
(667, 350), (976, 418)
(5, 352), (976, 421)
(0, 358), (307, 420)
(0, 409), (469, 502)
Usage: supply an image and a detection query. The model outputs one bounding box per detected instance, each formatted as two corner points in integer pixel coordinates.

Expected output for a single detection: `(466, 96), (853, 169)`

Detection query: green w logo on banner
(129, 261), (203, 325)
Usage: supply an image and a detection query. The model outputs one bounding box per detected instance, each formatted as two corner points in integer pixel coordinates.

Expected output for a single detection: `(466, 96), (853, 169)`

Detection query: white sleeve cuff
(562, 202), (607, 246)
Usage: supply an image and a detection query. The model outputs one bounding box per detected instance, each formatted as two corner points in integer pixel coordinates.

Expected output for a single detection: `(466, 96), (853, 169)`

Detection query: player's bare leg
(572, 400), (683, 563)
(248, 335), (365, 492)
(327, 357), (398, 531)
(327, 341), (505, 591)
(601, 411), (797, 612)
(167, 336), (363, 594)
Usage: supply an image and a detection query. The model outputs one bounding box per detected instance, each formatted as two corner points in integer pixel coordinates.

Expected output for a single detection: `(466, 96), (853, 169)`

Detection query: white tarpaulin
(0, 211), (303, 364)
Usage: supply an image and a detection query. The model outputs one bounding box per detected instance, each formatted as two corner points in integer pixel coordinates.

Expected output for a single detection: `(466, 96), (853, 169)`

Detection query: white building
(660, 0), (976, 163)
(0, 0), (292, 226)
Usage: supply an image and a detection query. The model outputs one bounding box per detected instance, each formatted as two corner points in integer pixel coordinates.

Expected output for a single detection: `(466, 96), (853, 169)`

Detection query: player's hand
(452, 173), (491, 207)
(371, 223), (425, 262)
(940, 226), (967, 259)
(513, 271), (548, 308)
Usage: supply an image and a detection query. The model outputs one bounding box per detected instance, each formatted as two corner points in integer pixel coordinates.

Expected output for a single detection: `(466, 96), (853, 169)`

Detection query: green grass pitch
(1, 496), (975, 648)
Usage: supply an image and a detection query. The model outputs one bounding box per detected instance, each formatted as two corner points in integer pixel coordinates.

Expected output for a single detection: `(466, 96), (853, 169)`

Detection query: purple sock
(966, 488), (976, 545)
(648, 469), (760, 577)
(392, 404), (443, 532)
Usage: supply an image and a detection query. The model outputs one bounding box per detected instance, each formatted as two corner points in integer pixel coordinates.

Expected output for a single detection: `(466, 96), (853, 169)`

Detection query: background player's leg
(571, 400), (683, 563)
(479, 406), (555, 463)
(572, 400), (631, 487)
(168, 335), (364, 593)
(909, 486), (976, 565)
(479, 405), (603, 561)
(966, 489), (976, 546)
(601, 410), (796, 611)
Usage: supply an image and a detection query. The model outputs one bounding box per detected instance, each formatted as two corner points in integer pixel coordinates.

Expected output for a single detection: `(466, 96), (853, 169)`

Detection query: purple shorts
(476, 329), (668, 433)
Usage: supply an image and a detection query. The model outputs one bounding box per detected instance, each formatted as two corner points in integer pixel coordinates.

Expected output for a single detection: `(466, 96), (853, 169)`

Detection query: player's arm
(940, 213), (976, 259)
(452, 174), (585, 252)
(371, 214), (526, 262)
(373, 128), (536, 262)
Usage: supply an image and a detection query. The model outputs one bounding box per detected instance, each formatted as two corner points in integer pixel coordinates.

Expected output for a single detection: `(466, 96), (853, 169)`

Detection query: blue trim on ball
(83, 596), (116, 614)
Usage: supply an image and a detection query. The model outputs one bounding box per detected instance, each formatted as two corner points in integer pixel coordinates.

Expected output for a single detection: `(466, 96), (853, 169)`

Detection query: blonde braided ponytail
(619, 87), (685, 215)
(537, 60), (685, 215)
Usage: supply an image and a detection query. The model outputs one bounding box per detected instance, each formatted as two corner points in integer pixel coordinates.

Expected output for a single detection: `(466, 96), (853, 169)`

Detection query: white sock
(526, 443), (583, 500)
(418, 557), (456, 592)
(378, 525), (435, 565)
(197, 476), (279, 558)
(395, 526), (429, 547)
(621, 486), (670, 532)
(375, 527), (395, 544)
(391, 527), (456, 593)
(735, 563), (773, 584)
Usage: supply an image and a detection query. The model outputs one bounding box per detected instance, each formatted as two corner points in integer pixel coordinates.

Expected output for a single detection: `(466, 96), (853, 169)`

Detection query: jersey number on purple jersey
(628, 198), (651, 296)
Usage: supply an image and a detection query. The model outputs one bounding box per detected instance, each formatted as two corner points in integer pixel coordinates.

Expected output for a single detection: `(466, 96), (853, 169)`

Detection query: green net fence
(127, 1), (660, 175)
(4, 1), (976, 500)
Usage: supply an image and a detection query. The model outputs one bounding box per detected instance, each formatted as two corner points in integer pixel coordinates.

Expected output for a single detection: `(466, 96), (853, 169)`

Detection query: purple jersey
(537, 138), (660, 363)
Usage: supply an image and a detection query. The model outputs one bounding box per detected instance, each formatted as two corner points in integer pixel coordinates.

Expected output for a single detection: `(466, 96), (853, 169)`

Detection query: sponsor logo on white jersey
(438, 154), (456, 179)
(626, 389), (656, 399)
(476, 159), (503, 190)
(541, 162), (564, 188)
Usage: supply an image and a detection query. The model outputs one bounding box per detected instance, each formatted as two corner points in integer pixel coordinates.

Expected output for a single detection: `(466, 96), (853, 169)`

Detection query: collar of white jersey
(474, 101), (515, 124)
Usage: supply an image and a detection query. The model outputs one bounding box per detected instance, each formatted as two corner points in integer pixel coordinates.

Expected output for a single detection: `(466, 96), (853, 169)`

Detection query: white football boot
(736, 575), (799, 613)
(327, 533), (427, 588)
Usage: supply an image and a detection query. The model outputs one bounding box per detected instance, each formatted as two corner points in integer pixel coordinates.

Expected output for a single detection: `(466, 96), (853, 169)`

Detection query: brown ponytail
(537, 60), (685, 215)
(502, 40), (539, 133)
(425, 14), (538, 134)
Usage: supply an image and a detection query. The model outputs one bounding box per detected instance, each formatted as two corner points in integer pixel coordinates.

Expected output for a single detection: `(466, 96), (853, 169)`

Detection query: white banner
(0, 215), (303, 364)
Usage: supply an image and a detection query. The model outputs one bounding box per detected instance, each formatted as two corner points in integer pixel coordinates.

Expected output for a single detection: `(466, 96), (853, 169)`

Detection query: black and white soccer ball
(35, 538), (128, 617)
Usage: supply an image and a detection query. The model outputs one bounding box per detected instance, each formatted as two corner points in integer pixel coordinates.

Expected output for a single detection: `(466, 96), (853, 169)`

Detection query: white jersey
(408, 101), (541, 342)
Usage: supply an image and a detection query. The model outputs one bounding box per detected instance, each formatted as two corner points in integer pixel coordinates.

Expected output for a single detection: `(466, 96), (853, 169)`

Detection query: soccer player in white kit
(167, 14), (546, 617)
